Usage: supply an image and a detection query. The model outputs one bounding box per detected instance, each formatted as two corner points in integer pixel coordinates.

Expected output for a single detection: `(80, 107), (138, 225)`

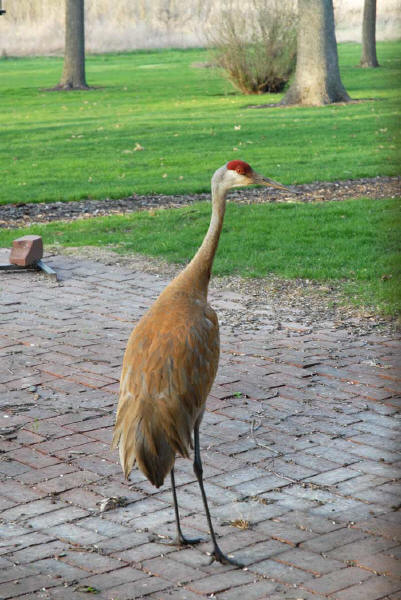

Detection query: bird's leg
(193, 423), (243, 568)
(170, 467), (203, 546)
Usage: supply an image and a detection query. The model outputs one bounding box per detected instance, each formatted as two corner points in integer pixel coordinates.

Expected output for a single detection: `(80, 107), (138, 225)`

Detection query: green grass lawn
(1, 42), (400, 316)
(1, 41), (400, 205)
(1, 196), (399, 315)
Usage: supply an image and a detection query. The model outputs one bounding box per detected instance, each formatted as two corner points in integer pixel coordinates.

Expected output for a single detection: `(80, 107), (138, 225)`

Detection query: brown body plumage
(113, 278), (219, 487)
(112, 160), (293, 565)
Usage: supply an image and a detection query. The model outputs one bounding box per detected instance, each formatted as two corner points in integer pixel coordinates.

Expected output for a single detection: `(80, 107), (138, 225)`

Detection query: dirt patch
(1, 176), (399, 228)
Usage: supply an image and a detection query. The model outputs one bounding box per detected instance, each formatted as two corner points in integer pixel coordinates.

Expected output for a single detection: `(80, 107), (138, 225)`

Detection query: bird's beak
(251, 171), (299, 194)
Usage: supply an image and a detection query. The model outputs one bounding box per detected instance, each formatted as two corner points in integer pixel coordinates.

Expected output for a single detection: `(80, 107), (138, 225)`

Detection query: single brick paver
(1, 251), (400, 599)
(301, 565), (372, 595)
(332, 576), (401, 600)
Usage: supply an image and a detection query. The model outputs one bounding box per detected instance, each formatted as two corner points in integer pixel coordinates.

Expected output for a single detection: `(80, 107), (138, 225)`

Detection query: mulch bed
(1, 176), (399, 229)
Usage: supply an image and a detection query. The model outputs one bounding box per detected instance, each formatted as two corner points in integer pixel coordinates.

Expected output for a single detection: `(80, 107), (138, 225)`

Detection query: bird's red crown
(227, 160), (252, 176)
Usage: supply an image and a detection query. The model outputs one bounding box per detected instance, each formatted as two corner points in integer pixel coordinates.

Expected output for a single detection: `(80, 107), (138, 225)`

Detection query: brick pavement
(0, 251), (400, 600)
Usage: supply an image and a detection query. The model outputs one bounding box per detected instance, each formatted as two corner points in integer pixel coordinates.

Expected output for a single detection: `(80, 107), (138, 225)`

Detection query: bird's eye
(236, 168), (243, 174)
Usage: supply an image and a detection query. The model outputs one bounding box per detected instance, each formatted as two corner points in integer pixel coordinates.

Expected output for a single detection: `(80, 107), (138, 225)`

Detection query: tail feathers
(135, 420), (175, 488)
(113, 412), (178, 488)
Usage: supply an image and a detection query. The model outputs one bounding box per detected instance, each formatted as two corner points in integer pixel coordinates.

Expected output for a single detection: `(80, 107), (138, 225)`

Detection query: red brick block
(302, 566), (372, 595)
(356, 553), (401, 578)
(274, 548), (344, 576)
(332, 575), (401, 600)
(79, 566), (148, 591)
(9, 235), (43, 267)
(58, 550), (122, 574)
(187, 570), (254, 595)
(141, 556), (206, 584)
(0, 574), (60, 598)
(107, 576), (171, 599)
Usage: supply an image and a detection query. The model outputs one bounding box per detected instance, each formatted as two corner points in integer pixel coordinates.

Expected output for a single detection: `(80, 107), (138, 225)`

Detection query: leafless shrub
(208, 0), (297, 94)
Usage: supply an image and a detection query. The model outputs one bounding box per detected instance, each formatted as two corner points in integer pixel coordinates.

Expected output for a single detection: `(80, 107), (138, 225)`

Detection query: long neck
(174, 179), (228, 297)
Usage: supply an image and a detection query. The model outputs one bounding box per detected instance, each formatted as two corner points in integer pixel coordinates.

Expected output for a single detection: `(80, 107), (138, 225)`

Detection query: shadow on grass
(245, 98), (381, 109)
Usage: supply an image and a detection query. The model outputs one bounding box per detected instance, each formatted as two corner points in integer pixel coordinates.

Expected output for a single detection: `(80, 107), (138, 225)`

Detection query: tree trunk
(282, 0), (350, 106)
(58, 0), (88, 89)
(360, 0), (379, 67)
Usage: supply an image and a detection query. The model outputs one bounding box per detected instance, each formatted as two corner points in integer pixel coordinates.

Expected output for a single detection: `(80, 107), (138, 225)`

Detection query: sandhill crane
(112, 160), (292, 566)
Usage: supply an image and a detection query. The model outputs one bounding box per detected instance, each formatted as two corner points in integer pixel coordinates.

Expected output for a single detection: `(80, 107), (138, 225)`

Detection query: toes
(211, 548), (243, 568)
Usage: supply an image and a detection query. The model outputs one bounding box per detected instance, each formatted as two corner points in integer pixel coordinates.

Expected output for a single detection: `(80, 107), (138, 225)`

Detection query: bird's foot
(172, 534), (205, 547)
(151, 532), (204, 546)
(209, 546), (243, 568)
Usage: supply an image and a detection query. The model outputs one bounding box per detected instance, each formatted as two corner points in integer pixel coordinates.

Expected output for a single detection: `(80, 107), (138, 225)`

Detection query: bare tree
(360, 0), (379, 67)
(281, 0), (350, 106)
(58, 0), (88, 89)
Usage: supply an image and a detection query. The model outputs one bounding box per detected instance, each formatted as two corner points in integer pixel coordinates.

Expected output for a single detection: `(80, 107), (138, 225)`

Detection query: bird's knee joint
(193, 460), (203, 478)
